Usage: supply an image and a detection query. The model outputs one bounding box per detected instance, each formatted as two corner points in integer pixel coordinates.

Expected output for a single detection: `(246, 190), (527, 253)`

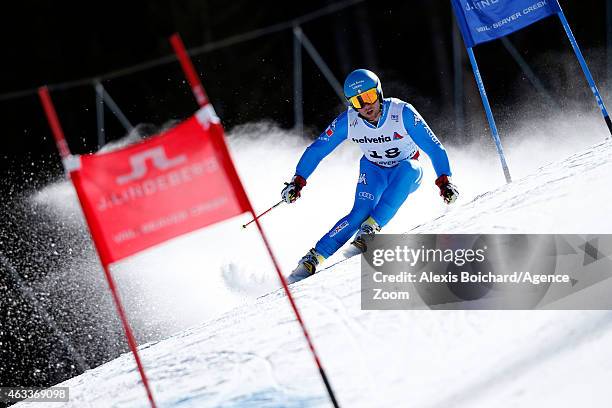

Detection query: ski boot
(351, 217), (381, 253)
(287, 248), (325, 284)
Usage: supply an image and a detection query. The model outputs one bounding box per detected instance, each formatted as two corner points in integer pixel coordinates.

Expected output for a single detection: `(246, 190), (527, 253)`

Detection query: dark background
(0, 0), (610, 398)
(0, 0), (609, 189)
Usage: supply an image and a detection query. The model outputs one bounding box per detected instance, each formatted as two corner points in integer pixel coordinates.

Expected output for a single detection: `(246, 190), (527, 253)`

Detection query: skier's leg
(370, 159), (423, 228)
(288, 159), (386, 283)
(314, 158), (386, 258)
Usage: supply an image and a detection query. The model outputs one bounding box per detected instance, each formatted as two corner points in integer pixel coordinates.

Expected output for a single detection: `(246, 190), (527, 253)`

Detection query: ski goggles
(347, 88), (379, 109)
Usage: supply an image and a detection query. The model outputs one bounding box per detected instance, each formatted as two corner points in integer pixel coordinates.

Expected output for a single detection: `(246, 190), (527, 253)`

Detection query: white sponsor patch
(329, 220), (349, 238)
(358, 173), (367, 185)
(359, 192), (375, 200)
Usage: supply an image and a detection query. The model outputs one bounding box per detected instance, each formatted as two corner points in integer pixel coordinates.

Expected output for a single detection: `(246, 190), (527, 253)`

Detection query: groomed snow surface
(16, 111), (612, 407)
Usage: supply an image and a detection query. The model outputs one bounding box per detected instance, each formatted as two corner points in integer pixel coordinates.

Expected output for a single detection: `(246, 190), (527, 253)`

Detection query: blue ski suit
(295, 98), (452, 258)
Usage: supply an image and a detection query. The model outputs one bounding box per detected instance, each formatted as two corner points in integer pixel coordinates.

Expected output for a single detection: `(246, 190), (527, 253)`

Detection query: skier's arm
(403, 104), (458, 203)
(402, 104), (451, 177)
(295, 112), (348, 180)
(281, 112), (348, 204)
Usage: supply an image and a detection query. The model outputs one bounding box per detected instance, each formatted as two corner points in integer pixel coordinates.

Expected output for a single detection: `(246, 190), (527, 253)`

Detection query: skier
(281, 69), (458, 283)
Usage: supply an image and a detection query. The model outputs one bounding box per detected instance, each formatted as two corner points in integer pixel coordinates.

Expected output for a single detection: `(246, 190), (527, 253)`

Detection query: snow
(14, 112), (612, 407)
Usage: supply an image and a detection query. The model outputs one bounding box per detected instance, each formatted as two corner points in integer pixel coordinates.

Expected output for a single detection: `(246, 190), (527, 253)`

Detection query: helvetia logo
(351, 135), (392, 144)
(116, 147), (188, 185)
(393, 132), (403, 140)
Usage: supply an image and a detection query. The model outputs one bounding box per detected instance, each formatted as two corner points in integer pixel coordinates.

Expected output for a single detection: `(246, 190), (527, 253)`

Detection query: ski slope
(16, 119), (612, 407)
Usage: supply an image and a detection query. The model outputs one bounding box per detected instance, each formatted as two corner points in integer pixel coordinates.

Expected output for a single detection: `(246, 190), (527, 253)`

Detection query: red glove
(435, 175), (459, 204)
(281, 175), (307, 204)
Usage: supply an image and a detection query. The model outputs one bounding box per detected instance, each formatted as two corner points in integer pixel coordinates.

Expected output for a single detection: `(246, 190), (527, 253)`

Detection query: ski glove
(281, 175), (307, 204)
(435, 175), (459, 204)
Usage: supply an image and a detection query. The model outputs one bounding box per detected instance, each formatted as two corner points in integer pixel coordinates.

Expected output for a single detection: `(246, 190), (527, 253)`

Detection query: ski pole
(242, 200), (284, 228)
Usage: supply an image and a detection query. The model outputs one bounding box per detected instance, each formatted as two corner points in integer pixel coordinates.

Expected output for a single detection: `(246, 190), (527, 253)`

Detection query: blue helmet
(343, 69), (383, 107)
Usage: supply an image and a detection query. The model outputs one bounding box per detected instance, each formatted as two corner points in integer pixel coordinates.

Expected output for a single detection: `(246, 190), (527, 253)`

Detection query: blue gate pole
(557, 10), (612, 138)
(467, 47), (512, 183)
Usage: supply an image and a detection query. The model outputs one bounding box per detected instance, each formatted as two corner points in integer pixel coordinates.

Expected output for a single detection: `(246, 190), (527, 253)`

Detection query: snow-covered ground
(16, 111), (612, 407)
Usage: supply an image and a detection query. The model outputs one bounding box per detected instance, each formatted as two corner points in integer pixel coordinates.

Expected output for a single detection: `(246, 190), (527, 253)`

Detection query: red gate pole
(38, 87), (158, 408)
(37, 86), (71, 160)
(100, 264), (157, 408)
(251, 216), (340, 408)
(169, 33), (340, 408)
(169, 34), (209, 107)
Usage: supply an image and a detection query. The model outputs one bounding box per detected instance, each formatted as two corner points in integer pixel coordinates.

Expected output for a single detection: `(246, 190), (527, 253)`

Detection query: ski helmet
(343, 69), (383, 110)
